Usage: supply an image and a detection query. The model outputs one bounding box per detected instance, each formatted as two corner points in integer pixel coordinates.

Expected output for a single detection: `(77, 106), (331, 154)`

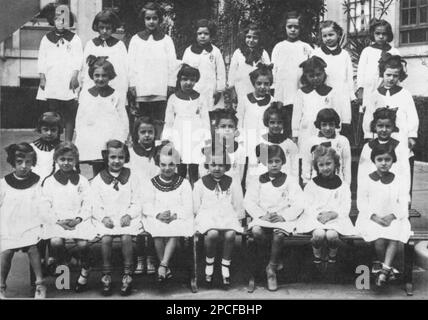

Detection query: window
(102, 0), (122, 11)
(400, 0), (428, 44)
(346, 0), (373, 34)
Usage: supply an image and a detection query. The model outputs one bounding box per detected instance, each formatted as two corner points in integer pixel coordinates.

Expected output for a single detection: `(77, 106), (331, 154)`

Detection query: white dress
(182, 44), (226, 110)
(228, 48), (270, 105)
(37, 30), (83, 101)
(193, 174), (244, 234)
(362, 86), (419, 147)
(292, 85), (336, 152)
(91, 168), (143, 236)
(296, 176), (355, 235)
(246, 133), (299, 185)
(312, 46), (355, 124)
(356, 172), (412, 243)
(357, 45), (400, 107)
(244, 173), (305, 233)
(358, 139), (411, 199)
(0, 173), (46, 251)
(271, 39), (312, 106)
(75, 88), (128, 161)
(81, 37), (129, 109)
(301, 133), (352, 185)
(42, 172), (95, 240)
(127, 146), (160, 185)
(30, 139), (59, 180)
(163, 93), (211, 164)
(142, 175), (194, 237)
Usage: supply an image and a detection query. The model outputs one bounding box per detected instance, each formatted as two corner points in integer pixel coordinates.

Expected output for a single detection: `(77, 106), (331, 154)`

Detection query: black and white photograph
(0, 0), (428, 306)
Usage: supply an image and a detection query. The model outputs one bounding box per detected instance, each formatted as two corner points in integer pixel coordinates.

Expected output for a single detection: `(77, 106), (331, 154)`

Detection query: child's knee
(224, 230), (236, 241)
(273, 231), (286, 242)
(326, 230), (339, 244)
(50, 238), (64, 248)
(206, 230), (220, 240)
(311, 229), (326, 246)
(76, 240), (89, 250)
(102, 235), (113, 245)
(121, 235), (133, 245)
(251, 226), (265, 239)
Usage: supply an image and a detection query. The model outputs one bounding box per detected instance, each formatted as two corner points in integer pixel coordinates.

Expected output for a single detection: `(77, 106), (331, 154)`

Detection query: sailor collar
(137, 29), (165, 41)
(100, 168), (130, 190)
(54, 170), (80, 186)
(247, 93), (272, 107)
(202, 174), (232, 191)
(4, 172), (40, 190)
(377, 85), (403, 96)
(259, 172), (287, 187)
(93, 36), (119, 47)
(88, 85), (115, 97)
(301, 84), (332, 96)
(46, 29), (75, 44)
(369, 171), (395, 184)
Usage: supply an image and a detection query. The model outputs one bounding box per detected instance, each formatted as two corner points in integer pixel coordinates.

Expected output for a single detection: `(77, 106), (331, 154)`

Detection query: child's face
(54, 13), (66, 31)
(253, 75), (271, 97)
(107, 147), (126, 173)
(215, 119), (237, 141)
(285, 18), (300, 40)
(93, 67), (110, 88)
(97, 21), (114, 40)
(138, 123), (155, 147)
(159, 155), (177, 179)
(268, 113), (284, 135)
(197, 27), (211, 45)
(40, 126), (59, 142)
(245, 30), (259, 48)
(375, 118), (394, 141)
(374, 25), (388, 45)
(145, 10), (160, 31)
(267, 156), (283, 175)
(305, 67), (326, 87)
(180, 75), (197, 93)
(56, 151), (76, 173)
(208, 156), (227, 179)
(382, 67), (400, 88)
(316, 155), (335, 177)
(321, 26), (339, 47)
(14, 154), (34, 178)
(320, 121), (336, 138)
(374, 153), (393, 173)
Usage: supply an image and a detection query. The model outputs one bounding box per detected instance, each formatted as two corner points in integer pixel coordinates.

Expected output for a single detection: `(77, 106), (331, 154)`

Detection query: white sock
(221, 259), (231, 278)
(78, 268), (89, 285)
(205, 257), (214, 276)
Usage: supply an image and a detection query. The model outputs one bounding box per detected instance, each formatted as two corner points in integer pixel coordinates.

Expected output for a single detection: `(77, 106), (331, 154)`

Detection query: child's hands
(102, 217), (115, 229)
(120, 214), (132, 227)
(381, 214), (396, 227)
(260, 212), (272, 221)
(408, 138), (417, 151)
(56, 219), (75, 230)
(213, 91), (222, 105)
(39, 74), (46, 90)
(67, 217), (82, 228)
(156, 210), (171, 223)
(370, 214), (388, 227)
(69, 73), (79, 92)
(269, 213), (285, 223)
(317, 211), (338, 224)
(167, 213), (177, 224)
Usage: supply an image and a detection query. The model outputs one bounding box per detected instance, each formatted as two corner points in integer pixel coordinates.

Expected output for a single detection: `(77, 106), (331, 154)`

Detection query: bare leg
(49, 238), (65, 264)
(269, 231), (285, 265)
(205, 230), (220, 259)
(101, 236), (113, 275)
(222, 230), (236, 261)
(27, 246), (43, 284)
(1, 250), (15, 289)
(374, 239), (387, 262)
(121, 235), (134, 275)
(384, 240), (398, 267)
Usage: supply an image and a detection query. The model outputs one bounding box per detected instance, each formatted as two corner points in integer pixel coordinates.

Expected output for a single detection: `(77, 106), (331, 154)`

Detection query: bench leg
(190, 235), (199, 293)
(246, 237), (258, 293)
(404, 241), (415, 296)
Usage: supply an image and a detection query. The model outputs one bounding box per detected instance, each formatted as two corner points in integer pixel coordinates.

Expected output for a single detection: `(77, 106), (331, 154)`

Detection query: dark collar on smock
(320, 45), (342, 56)
(46, 29), (75, 44)
(259, 172), (287, 187)
(190, 42), (213, 54)
(239, 45), (263, 65)
(33, 138), (61, 152)
(151, 174), (184, 192)
(137, 28), (165, 41)
(261, 133), (288, 144)
(54, 170), (80, 186)
(310, 141), (332, 153)
(301, 84), (332, 96)
(377, 85), (402, 96)
(93, 36), (119, 47)
(202, 174), (232, 191)
(100, 168), (130, 191)
(175, 89), (200, 100)
(318, 131), (336, 139)
(369, 171), (395, 184)
(368, 138), (400, 150)
(371, 43), (392, 51)
(133, 142), (157, 159)
(313, 174), (342, 189)
(88, 85), (115, 97)
(247, 93), (272, 106)
(5, 172), (40, 190)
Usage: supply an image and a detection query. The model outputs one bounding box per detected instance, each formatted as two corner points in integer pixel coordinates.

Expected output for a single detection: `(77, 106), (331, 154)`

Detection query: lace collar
(4, 172), (40, 190)
(33, 138), (61, 152)
(151, 174), (184, 192)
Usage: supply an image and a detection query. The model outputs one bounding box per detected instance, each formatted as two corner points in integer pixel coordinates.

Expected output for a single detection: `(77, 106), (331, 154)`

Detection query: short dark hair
(319, 20), (343, 43)
(36, 111), (64, 135)
(314, 108), (341, 129)
(87, 55), (117, 80)
(257, 144), (286, 167)
(263, 102), (285, 127)
(92, 9), (121, 32)
(370, 142), (397, 163)
(41, 3), (75, 28)
(378, 53), (407, 81)
(369, 18), (393, 43)
(249, 63), (273, 86)
(213, 108), (239, 128)
(312, 145), (340, 174)
(154, 144), (181, 167)
(132, 116), (158, 146)
(5, 142), (37, 167)
(195, 19), (217, 38)
(299, 56), (327, 86)
(176, 64), (200, 91)
(138, 2), (164, 25)
(284, 11), (302, 39)
(370, 107), (399, 133)
(54, 141), (79, 164)
(202, 144), (232, 171)
(102, 139), (130, 163)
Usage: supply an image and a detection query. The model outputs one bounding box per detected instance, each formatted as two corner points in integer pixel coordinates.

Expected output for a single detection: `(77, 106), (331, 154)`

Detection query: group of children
(0, 2), (420, 298)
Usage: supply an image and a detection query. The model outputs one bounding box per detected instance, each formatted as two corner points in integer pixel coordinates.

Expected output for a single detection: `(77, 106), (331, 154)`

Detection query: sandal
(120, 274), (133, 296)
(74, 268), (90, 293)
(327, 255), (337, 264)
(221, 263), (231, 288)
(0, 285), (6, 299)
(205, 260), (215, 285)
(34, 282), (47, 299)
(266, 264), (278, 291)
(375, 265), (391, 288)
(101, 274), (112, 296)
(157, 264), (172, 282)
